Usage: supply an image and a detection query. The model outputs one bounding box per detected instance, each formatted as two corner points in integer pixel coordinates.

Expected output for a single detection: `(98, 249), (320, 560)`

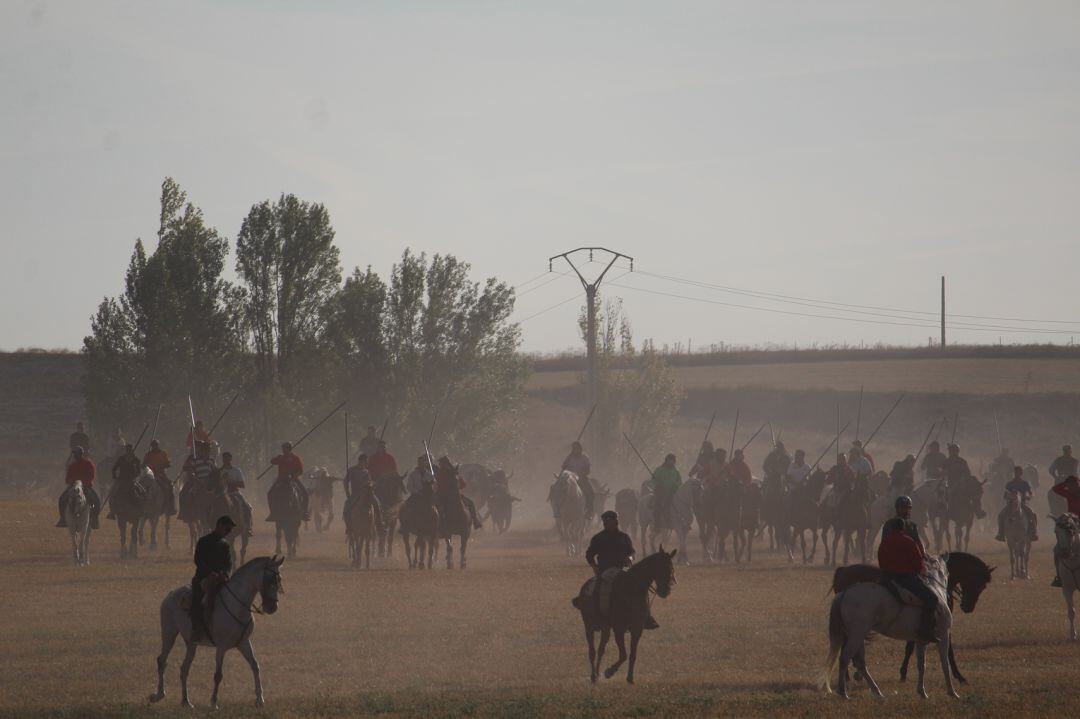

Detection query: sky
(3, 1), (1079, 353)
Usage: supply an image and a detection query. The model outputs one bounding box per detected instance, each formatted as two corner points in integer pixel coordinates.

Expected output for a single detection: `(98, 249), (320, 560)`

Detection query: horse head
(261, 555), (285, 614)
(1052, 513), (1080, 558)
(651, 545), (678, 598)
(945, 552), (994, 613)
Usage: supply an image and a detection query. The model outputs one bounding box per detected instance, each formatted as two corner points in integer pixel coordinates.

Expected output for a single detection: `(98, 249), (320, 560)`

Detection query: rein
(216, 565), (281, 646)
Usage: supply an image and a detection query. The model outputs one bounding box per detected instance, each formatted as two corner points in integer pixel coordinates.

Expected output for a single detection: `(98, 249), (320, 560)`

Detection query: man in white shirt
(785, 449), (811, 489)
(220, 451), (253, 535)
(405, 454), (433, 495)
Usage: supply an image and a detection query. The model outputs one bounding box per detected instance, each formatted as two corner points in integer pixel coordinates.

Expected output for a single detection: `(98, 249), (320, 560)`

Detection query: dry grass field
(4, 499), (1080, 718)
(527, 357), (1080, 395)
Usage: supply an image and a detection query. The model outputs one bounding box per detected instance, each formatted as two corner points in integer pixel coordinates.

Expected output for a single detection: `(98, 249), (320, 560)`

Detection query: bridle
(218, 565), (283, 643)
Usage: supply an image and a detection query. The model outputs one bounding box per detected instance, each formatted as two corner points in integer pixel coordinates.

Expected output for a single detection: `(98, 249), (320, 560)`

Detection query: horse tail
(819, 594), (845, 692)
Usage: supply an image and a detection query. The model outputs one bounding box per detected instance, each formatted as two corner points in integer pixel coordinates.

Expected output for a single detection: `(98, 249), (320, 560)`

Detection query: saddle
(880, 580), (927, 608)
(583, 568), (624, 617)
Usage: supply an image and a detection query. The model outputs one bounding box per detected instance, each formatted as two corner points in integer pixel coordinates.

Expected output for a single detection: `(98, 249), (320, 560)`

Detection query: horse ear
(670, 548), (678, 558)
(272, 555), (285, 567)
(658, 543), (665, 553)
(988, 566), (996, 574)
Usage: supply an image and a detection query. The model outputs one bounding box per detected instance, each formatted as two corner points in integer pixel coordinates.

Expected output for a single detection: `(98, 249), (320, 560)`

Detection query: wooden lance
(862, 392), (907, 449)
(256, 401), (347, 480)
(576, 403), (598, 443)
(622, 433), (656, 480)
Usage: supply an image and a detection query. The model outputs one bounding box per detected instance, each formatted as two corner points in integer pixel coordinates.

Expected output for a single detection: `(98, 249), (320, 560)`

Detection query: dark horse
(399, 481), (439, 569)
(437, 476), (472, 569)
(374, 473), (407, 558)
(784, 469), (827, 563)
(832, 551), (995, 684)
(572, 547), (678, 684)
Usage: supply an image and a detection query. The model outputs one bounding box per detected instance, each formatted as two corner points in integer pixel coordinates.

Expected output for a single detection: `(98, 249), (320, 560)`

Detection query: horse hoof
(256, 698), (265, 708)
(148, 693), (164, 704)
(626, 677), (635, 685)
(182, 700), (195, 709)
(949, 691), (960, 700)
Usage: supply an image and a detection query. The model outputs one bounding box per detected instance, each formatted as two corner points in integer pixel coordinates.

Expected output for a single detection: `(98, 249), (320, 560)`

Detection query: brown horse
(784, 469), (827, 563)
(571, 547), (677, 684)
(400, 481), (439, 569)
(701, 478), (742, 563)
(825, 477), (874, 566)
(374, 473), (406, 558)
(738, 483), (763, 562)
(831, 551), (994, 685)
(437, 474), (472, 569)
(111, 469), (150, 559)
(948, 475), (987, 552)
(347, 482), (378, 569)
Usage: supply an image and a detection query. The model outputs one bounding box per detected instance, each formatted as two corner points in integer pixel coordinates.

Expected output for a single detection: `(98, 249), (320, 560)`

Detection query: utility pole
(549, 247), (634, 450)
(940, 275), (946, 350)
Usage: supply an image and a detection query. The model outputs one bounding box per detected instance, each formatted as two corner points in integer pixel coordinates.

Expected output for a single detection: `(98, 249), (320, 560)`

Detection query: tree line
(82, 178), (528, 472)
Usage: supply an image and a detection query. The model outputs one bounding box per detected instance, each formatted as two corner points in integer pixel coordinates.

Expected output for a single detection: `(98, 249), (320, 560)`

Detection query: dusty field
(3, 499), (1079, 718)
(528, 358), (1080, 395)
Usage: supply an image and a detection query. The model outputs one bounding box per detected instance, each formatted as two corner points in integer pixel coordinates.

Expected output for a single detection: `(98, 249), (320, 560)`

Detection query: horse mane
(945, 551), (992, 581)
(627, 550), (670, 582)
(233, 556), (272, 579)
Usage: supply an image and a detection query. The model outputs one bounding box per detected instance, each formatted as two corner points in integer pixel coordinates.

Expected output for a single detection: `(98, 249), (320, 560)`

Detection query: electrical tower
(549, 247), (634, 448)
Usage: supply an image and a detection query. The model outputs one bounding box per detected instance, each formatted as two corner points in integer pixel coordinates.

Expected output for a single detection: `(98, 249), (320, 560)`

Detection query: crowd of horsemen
(52, 416), (1080, 643)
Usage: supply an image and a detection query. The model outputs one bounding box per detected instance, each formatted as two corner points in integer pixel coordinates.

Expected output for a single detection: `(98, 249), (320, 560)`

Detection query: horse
(869, 488), (931, 548)
(784, 469), (827, 564)
(1002, 491), (1031, 580)
(399, 480), (439, 569)
(737, 482), (763, 563)
(571, 547), (678, 684)
(137, 467), (171, 552)
(268, 480), (305, 558)
(614, 489), (639, 539)
(587, 477), (612, 525)
(437, 473), (473, 569)
(637, 483), (655, 555)
(825, 477), (874, 566)
(149, 555), (285, 709)
(760, 476), (787, 554)
(646, 479), (699, 565)
(702, 478), (743, 563)
(948, 474), (986, 551)
(822, 555), (959, 699)
(63, 480), (92, 566)
(1051, 512), (1080, 641)
(178, 471), (214, 552)
(831, 552), (994, 686)
(347, 482), (379, 569)
(374, 472), (406, 558)
(912, 480), (950, 552)
(209, 492), (251, 565)
(485, 484), (520, 533)
(307, 469), (339, 533)
(551, 471), (587, 557)
(111, 468), (150, 559)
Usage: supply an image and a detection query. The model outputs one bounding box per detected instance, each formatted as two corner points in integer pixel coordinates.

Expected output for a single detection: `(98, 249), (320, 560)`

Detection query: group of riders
(567, 433), (1080, 638)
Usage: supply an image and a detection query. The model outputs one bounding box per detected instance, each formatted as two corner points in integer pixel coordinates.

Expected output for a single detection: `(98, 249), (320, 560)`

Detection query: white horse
(64, 480), (92, 566)
(822, 555), (958, 699)
(647, 478), (698, 565)
(1002, 493), (1031, 580)
(149, 555), (285, 709)
(550, 471), (586, 557)
(1051, 512), (1080, 641)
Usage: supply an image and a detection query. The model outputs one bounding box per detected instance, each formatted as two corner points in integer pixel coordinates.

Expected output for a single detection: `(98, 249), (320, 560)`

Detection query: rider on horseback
(56, 446), (101, 529)
(879, 496), (938, 642)
(888, 455), (916, 497)
(220, 451), (254, 536)
(179, 440), (217, 523)
(920, 440), (946, 480)
(585, 510), (659, 630)
(784, 449), (810, 490)
(648, 454), (682, 530)
(1050, 475), (1080, 586)
(763, 440), (791, 488)
(435, 456), (484, 530)
(266, 442), (310, 522)
(343, 453), (385, 532)
(405, 454), (433, 494)
(190, 515), (235, 643)
(1050, 445), (1079, 484)
(143, 440), (176, 516)
(996, 465), (1038, 543)
(561, 442), (595, 519)
(107, 443), (142, 520)
(728, 449), (752, 488)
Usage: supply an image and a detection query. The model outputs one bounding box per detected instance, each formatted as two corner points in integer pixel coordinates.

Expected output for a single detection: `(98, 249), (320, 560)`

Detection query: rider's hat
(600, 510), (618, 521)
(895, 495), (913, 509)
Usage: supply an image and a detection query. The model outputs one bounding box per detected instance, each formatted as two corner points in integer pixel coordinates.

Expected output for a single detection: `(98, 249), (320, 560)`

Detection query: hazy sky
(3, 1), (1079, 353)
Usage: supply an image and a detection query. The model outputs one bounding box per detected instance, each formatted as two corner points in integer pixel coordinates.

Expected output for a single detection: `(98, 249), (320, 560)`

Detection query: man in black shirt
(191, 515), (235, 641)
(584, 510), (658, 629)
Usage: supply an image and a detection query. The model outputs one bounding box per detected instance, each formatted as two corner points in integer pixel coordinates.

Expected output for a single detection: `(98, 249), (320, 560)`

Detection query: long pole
(863, 392), (907, 449)
(994, 410), (1003, 452)
(741, 421), (770, 452)
(941, 276), (946, 350)
(576, 403), (598, 443)
(131, 422), (150, 453)
(951, 411), (959, 445)
(423, 440), (437, 479)
(151, 404), (163, 441)
(378, 417), (389, 441)
(622, 433), (655, 479)
(701, 410), (717, 448)
(855, 385), (864, 441)
(208, 392), (239, 436)
(836, 405), (841, 456)
(913, 422), (937, 464)
(729, 409), (740, 458)
(934, 414), (947, 442)
(344, 409), (350, 477)
(256, 400), (347, 480)
(187, 395), (197, 456)
(812, 420), (852, 470)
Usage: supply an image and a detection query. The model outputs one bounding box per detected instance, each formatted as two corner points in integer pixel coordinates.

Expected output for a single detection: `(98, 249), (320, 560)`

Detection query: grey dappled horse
(1052, 513), (1080, 641)
(64, 480), (92, 566)
(551, 471), (586, 557)
(149, 555), (285, 709)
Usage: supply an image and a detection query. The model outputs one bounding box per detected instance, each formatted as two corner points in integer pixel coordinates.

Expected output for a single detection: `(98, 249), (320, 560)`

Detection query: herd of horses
(549, 465), (996, 569)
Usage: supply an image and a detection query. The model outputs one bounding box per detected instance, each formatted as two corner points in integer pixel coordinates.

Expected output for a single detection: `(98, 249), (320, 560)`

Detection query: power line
(607, 281), (1078, 335)
(511, 270), (553, 291)
(515, 271), (573, 298)
(516, 293), (584, 323)
(633, 269), (1080, 327)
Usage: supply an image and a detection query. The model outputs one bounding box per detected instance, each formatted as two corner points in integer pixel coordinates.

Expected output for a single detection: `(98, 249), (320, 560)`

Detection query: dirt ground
(3, 498), (1079, 718)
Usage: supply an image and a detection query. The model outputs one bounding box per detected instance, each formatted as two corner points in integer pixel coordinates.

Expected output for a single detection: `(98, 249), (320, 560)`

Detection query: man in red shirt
(728, 449), (753, 488)
(368, 440), (399, 482)
(878, 496), (938, 642)
(57, 446), (101, 529)
(266, 441), (309, 522)
(1050, 475), (1080, 586)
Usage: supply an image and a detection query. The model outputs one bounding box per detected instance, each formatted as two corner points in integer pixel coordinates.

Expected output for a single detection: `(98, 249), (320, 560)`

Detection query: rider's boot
(995, 513), (1005, 542)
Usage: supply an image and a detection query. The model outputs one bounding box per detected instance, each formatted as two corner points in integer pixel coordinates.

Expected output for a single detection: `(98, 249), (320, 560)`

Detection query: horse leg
(594, 626), (610, 680)
(365, 534), (372, 569)
(445, 538), (453, 570)
(179, 643), (197, 708)
(130, 523), (139, 558)
(837, 634), (862, 699)
(210, 646), (227, 709)
(69, 528), (79, 565)
(459, 535), (468, 569)
(939, 635), (959, 698)
(237, 638), (264, 708)
(585, 627), (598, 683)
(626, 628), (642, 684)
(1065, 586), (1077, 641)
(915, 642), (928, 698)
(149, 621), (178, 704)
(900, 641), (914, 681)
(603, 629), (628, 679)
(853, 648), (883, 698)
(275, 525), (283, 555)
